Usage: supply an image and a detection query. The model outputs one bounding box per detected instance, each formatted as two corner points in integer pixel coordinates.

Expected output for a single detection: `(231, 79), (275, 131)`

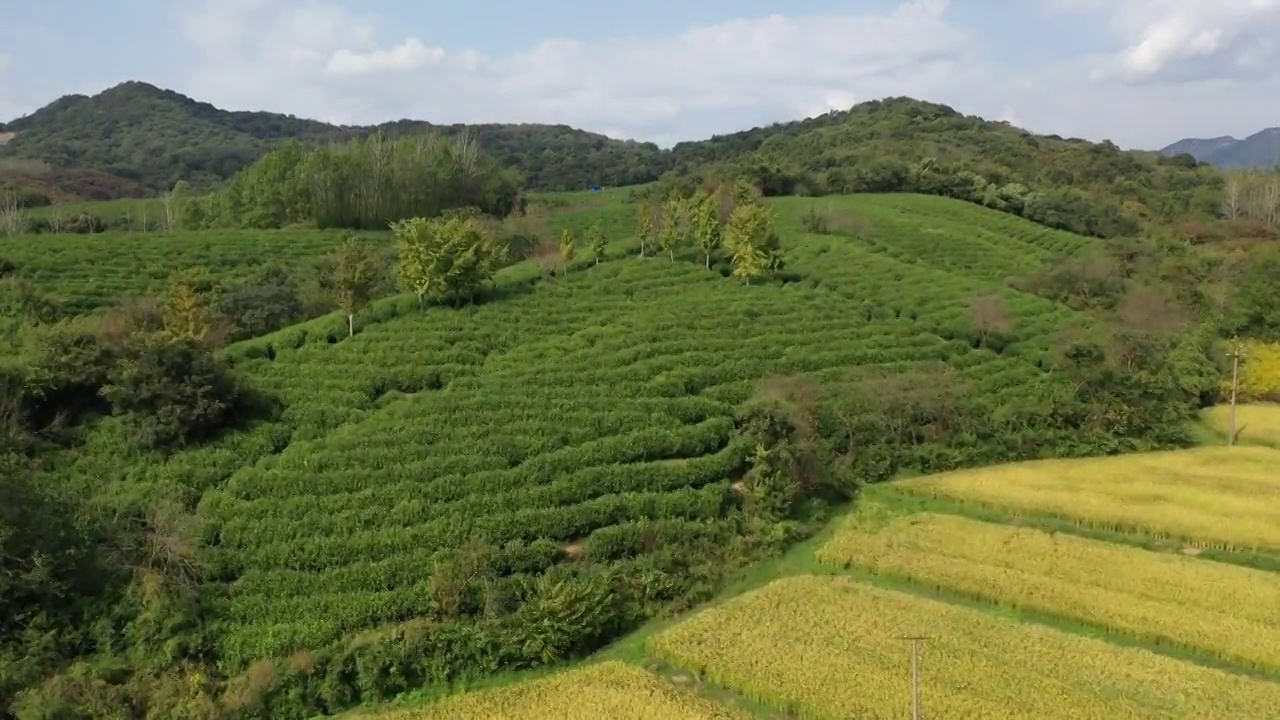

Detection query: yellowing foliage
(816, 512), (1280, 673)
(353, 662), (749, 720)
(1202, 402), (1280, 448)
(1220, 341), (1280, 402)
(650, 575), (1280, 720)
(898, 446), (1280, 552)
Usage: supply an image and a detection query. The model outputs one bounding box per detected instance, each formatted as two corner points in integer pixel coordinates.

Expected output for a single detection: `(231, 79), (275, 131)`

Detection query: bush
(100, 335), (243, 450)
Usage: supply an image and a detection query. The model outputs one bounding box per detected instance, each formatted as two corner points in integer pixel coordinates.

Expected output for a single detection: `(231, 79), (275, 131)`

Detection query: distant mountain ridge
(1161, 128), (1280, 170)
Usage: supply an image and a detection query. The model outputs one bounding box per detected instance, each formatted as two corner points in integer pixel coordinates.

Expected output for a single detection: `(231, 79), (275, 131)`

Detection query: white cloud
(1047, 0), (1280, 84)
(161, 0), (1280, 151)
(326, 39), (446, 76)
(175, 0), (991, 144)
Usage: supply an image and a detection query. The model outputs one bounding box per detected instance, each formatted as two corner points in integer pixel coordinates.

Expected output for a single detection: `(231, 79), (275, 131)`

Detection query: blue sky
(2, 1), (1279, 149)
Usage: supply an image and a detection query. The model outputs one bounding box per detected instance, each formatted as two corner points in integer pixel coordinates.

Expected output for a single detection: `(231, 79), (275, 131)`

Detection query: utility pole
(895, 635), (930, 720)
(1227, 338), (1245, 447)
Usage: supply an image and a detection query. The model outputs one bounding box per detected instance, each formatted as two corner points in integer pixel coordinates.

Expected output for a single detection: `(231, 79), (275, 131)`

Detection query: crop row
(649, 575), (1280, 720)
(2, 228), (376, 310)
(816, 512), (1280, 673)
(353, 661), (750, 720)
(213, 439), (744, 546)
(864, 194), (1093, 254)
(897, 446), (1280, 552)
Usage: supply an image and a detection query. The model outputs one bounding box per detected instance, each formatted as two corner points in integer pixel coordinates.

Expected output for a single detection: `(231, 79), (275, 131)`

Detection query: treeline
(182, 134), (523, 231)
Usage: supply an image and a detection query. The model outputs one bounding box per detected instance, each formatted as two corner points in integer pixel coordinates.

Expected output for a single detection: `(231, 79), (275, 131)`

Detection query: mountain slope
(1161, 128), (1280, 170)
(663, 97), (1224, 236)
(3, 84), (1228, 236)
(0, 82), (671, 200)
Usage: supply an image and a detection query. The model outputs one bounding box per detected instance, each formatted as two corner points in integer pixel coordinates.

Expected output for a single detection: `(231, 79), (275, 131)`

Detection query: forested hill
(2, 84), (1229, 236)
(0, 81), (671, 202)
(663, 97), (1225, 238)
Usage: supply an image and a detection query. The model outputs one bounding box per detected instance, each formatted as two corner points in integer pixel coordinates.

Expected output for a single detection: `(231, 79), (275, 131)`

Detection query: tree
(723, 203), (773, 285)
(558, 228), (576, 275)
(333, 237), (380, 337)
(392, 215), (504, 307)
(587, 221), (607, 265)
(637, 202), (655, 258)
(0, 191), (28, 237)
(968, 294), (1014, 348)
(100, 334), (242, 450)
(161, 273), (214, 344)
(1222, 173), (1244, 219)
(692, 192), (722, 269)
(657, 194), (688, 261)
(160, 180), (189, 232)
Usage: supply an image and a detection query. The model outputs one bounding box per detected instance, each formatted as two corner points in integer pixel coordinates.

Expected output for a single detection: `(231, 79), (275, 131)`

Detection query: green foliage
(393, 215), (506, 307)
(186, 134), (522, 231)
(0, 82), (671, 202)
(691, 192), (721, 269)
(558, 228), (576, 272)
(332, 238), (382, 336)
(659, 98), (1223, 237)
(723, 204), (775, 284)
(100, 334), (243, 450)
(0, 190), (1242, 720)
(586, 222), (607, 265)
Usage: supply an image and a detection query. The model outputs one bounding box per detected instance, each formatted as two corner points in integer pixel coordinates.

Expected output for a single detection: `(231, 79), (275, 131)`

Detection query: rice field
(349, 662), (749, 720)
(816, 511), (1280, 672)
(648, 575), (1280, 720)
(1202, 402), (1280, 448)
(896, 445), (1280, 552)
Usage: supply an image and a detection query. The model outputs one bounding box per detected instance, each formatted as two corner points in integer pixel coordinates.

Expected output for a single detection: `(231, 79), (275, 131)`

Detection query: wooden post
(1228, 339), (1244, 447)
(895, 635), (930, 720)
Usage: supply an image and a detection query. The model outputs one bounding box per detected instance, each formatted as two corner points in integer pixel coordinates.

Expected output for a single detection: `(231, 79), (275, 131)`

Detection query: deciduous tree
(587, 221), (607, 265)
(692, 192), (722, 269)
(724, 204), (773, 285)
(558, 228), (576, 275)
(333, 237), (380, 337)
(392, 215), (504, 307)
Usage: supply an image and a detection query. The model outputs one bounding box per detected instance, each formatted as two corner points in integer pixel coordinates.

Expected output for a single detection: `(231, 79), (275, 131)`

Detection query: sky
(1, 0), (1278, 150)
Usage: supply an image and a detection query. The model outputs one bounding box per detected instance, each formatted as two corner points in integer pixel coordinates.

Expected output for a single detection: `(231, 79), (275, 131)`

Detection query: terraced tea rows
(897, 446), (1280, 551)
(816, 511), (1280, 672)
(0, 228), (384, 312)
(204, 258), (1078, 664)
(649, 575), (1280, 720)
(775, 194), (1091, 283)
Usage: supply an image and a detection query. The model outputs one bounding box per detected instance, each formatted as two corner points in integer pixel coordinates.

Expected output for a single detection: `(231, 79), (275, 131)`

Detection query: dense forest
(0, 83), (1242, 239)
(0, 82), (670, 204)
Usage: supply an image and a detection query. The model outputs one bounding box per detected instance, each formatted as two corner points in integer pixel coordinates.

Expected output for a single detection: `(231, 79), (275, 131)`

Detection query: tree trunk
(347, 313), (354, 338)
(705, 253), (710, 270)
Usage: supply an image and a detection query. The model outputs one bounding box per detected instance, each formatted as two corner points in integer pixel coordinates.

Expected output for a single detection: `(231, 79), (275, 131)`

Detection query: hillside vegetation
(0, 82), (669, 204)
(1, 84), (1241, 247)
(2, 181), (1242, 720)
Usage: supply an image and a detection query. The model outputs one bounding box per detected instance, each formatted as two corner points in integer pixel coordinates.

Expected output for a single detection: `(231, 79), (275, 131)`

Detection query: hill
(0, 82), (670, 203)
(661, 97), (1224, 238)
(1162, 127), (1280, 170)
(3, 85), (1229, 241)
(2, 187), (1231, 719)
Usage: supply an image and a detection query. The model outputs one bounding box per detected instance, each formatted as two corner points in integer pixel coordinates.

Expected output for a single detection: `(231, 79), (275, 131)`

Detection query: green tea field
(6, 189), (1265, 720)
